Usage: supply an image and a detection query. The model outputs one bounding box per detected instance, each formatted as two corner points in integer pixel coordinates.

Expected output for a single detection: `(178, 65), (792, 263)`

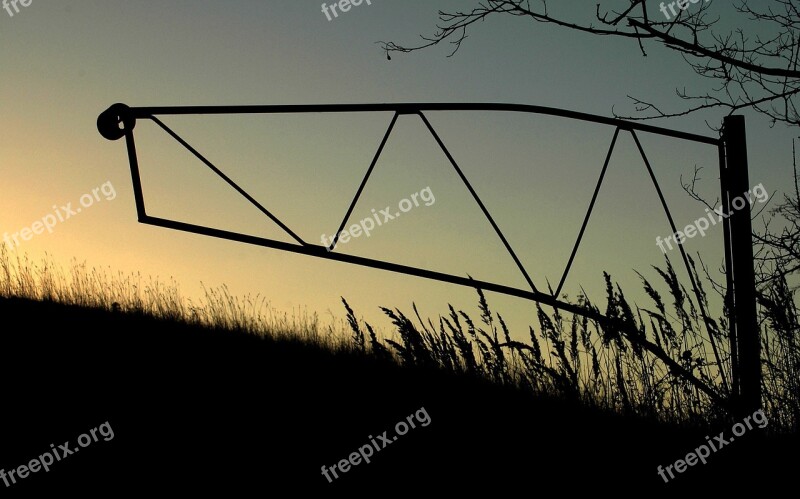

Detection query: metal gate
(97, 102), (759, 414)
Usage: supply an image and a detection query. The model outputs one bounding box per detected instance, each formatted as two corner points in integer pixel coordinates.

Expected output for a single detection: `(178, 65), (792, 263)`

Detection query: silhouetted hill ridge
(0, 296), (794, 494)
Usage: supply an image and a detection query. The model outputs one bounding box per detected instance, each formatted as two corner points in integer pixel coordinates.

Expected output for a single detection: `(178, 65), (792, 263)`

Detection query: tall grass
(342, 256), (797, 433)
(759, 267), (800, 431)
(1, 244), (796, 433)
(0, 245), (350, 349)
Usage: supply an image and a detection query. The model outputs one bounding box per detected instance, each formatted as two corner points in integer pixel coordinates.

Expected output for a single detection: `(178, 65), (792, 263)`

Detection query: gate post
(722, 115), (761, 415)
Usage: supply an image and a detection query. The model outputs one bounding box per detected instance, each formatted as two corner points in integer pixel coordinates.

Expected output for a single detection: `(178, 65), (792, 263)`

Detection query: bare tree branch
(379, 0), (800, 127)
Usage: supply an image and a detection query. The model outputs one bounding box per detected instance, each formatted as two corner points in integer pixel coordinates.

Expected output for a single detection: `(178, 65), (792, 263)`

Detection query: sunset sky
(1, 1), (794, 339)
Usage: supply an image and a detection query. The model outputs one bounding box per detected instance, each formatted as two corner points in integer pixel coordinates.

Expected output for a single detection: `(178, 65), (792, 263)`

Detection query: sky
(1, 0), (795, 341)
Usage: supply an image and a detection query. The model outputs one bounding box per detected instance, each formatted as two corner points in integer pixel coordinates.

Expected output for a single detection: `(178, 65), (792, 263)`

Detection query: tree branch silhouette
(379, 0), (800, 127)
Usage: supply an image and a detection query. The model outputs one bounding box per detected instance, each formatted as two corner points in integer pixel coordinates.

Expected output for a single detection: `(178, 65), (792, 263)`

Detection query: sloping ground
(0, 296), (795, 494)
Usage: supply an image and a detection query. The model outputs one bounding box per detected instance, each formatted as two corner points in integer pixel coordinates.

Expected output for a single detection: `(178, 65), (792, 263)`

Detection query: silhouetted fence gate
(97, 102), (759, 415)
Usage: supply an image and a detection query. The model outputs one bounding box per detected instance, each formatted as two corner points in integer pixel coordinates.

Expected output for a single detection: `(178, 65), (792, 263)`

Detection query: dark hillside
(0, 296), (794, 494)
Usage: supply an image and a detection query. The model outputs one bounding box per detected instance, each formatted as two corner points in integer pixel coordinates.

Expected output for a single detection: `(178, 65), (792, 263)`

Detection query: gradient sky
(1, 1), (795, 340)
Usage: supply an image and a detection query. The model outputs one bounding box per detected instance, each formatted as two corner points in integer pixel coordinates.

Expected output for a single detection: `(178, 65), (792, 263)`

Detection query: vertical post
(722, 115), (761, 415)
(718, 143), (739, 400)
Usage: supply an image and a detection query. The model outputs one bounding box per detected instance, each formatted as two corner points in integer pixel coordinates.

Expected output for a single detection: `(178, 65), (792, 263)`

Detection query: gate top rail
(118, 102), (721, 146)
